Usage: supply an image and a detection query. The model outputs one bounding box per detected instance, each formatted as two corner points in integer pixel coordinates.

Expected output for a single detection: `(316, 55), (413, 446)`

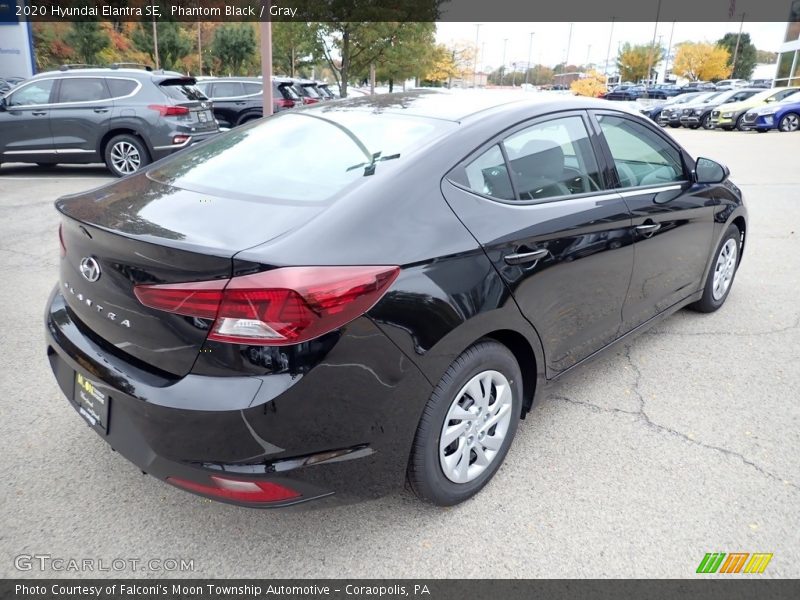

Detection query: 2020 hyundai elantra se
(45, 90), (747, 508)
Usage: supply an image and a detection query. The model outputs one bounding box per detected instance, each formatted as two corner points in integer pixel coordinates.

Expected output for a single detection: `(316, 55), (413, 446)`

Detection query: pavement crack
(646, 314), (800, 338)
(550, 345), (800, 494)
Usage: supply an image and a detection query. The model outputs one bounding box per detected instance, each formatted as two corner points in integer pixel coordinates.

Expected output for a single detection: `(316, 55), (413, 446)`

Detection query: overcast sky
(435, 22), (788, 71)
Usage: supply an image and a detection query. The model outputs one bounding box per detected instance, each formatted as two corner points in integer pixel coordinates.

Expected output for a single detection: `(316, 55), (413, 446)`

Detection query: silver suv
(0, 66), (219, 177)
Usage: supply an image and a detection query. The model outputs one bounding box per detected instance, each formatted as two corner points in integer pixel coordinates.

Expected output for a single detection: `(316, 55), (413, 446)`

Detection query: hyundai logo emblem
(79, 257), (101, 283)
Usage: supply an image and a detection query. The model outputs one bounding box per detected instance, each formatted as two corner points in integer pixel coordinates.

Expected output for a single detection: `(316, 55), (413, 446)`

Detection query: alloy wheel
(712, 239), (738, 301)
(439, 370), (513, 484)
(110, 141), (142, 175)
(780, 113), (799, 132)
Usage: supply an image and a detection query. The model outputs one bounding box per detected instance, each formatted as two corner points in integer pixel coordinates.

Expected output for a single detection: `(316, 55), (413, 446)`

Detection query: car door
(208, 81), (245, 128)
(49, 77), (113, 159)
(0, 78), (56, 160)
(441, 111), (634, 376)
(590, 111), (716, 334)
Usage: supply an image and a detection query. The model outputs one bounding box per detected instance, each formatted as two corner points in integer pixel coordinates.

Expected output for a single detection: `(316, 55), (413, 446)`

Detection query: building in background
(775, 1), (800, 86)
(0, 0), (35, 79)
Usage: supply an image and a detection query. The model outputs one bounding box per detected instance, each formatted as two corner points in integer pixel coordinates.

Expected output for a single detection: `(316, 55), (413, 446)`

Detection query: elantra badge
(79, 257), (101, 282)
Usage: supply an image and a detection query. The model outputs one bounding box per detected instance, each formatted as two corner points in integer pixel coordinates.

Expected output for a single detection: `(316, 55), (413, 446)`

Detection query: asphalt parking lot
(0, 126), (798, 579)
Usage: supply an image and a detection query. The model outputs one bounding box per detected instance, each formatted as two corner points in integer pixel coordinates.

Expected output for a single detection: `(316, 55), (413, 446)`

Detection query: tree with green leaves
(272, 22), (318, 77)
(65, 22), (110, 65)
(132, 22), (193, 71)
(617, 43), (663, 82)
(375, 23), (436, 92)
(717, 32), (757, 80)
(211, 24), (257, 76)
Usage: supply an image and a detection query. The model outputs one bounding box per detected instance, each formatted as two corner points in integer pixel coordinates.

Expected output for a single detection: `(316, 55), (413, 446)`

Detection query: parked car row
(638, 86), (800, 132)
(195, 76), (335, 128)
(604, 78), (774, 101)
(0, 67), (342, 176)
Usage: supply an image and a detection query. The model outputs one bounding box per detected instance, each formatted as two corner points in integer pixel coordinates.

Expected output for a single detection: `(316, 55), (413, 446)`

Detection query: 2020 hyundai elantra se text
(45, 91), (747, 507)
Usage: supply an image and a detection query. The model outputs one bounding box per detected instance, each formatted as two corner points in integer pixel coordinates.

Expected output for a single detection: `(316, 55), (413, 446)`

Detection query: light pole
(501, 38), (508, 85)
(586, 44), (592, 69)
(646, 0), (662, 85)
(564, 22), (574, 66)
(604, 17), (616, 80)
(525, 32), (535, 85)
(472, 23), (482, 88)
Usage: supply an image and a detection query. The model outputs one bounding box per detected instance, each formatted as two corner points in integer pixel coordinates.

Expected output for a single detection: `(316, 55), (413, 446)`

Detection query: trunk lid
(157, 77), (218, 132)
(56, 174), (325, 376)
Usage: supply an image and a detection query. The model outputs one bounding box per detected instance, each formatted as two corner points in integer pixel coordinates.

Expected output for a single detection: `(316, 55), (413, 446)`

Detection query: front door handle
(635, 222), (662, 234)
(504, 248), (549, 265)
(93, 108), (109, 113)
(32, 111), (47, 116)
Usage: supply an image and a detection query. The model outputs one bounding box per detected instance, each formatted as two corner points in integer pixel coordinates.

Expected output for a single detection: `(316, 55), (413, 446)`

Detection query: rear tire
(701, 114), (713, 130)
(407, 341), (522, 506)
(104, 134), (150, 177)
(735, 115), (748, 131)
(689, 224), (741, 313)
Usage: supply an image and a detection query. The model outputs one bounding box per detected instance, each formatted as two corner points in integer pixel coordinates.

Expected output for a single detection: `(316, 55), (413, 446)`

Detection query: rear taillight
(167, 476), (300, 503)
(134, 266), (399, 346)
(302, 97), (319, 105)
(276, 98), (294, 108)
(58, 224), (66, 257)
(148, 104), (190, 117)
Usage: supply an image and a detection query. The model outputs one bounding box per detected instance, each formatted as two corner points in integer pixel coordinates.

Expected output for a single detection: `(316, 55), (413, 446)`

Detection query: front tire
(701, 114), (713, 130)
(779, 112), (799, 132)
(104, 134), (150, 177)
(407, 340), (522, 506)
(735, 115), (748, 131)
(689, 224), (741, 313)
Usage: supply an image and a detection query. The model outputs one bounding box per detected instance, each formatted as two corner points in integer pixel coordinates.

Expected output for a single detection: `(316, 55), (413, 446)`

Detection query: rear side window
(597, 114), (684, 188)
(149, 112), (453, 202)
(106, 78), (138, 98)
(242, 82), (262, 95)
(463, 145), (514, 200)
(504, 115), (602, 201)
(159, 81), (207, 101)
(211, 82), (244, 98)
(58, 78), (110, 102)
(7, 79), (54, 106)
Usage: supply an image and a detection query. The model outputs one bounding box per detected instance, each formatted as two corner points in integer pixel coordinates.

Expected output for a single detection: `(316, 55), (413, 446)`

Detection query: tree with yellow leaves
(672, 42), (731, 81)
(571, 70), (608, 97)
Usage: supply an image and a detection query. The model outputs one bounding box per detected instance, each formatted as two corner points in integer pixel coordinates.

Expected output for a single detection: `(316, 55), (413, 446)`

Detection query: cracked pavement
(0, 126), (798, 578)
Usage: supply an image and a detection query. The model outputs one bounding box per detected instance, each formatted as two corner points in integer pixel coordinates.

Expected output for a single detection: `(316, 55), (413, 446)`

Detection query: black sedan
(45, 91), (747, 507)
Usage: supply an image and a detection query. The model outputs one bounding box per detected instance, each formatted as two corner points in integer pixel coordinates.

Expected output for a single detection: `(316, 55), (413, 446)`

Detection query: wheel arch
(481, 329), (540, 416)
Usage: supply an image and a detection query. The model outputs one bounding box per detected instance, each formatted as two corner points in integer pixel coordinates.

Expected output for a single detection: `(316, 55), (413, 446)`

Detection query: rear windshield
(301, 84), (321, 98)
(276, 82), (300, 100)
(148, 111), (454, 202)
(159, 80), (207, 101)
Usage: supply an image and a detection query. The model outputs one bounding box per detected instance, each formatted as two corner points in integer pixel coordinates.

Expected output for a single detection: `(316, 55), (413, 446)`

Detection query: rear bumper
(150, 130), (219, 161)
(45, 285), (431, 508)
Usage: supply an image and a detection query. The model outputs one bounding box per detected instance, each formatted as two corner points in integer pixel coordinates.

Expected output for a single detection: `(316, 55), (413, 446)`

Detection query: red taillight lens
(302, 97), (319, 105)
(133, 266), (399, 346)
(277, 98), (294, 108)
(167, 476), (300, 503)
(58, 223), (66, 257)
(148, 104), (190, 117)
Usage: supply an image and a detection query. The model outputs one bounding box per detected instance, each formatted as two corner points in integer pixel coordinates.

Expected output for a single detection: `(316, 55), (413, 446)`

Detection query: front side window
(58, 78), (110, 103)
(504, 115), (602, 201)
(463, 145), (514, 200)
(596, 114), (684, 188)
(7, 79), (54, 106)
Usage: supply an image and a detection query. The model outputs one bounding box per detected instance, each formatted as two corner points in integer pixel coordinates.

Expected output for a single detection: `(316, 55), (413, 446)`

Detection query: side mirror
(765, 97), (775, 103)
(695, 157), (729, 184)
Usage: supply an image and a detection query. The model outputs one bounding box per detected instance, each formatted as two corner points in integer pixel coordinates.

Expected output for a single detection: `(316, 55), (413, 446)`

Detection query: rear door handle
(32, 111), (47, 116)
(504, 249), (549, 265)
(93, 108), (109, 113)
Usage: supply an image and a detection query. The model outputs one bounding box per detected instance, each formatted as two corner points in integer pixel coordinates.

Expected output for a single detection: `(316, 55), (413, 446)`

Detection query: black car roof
(300, 89), (635, 123)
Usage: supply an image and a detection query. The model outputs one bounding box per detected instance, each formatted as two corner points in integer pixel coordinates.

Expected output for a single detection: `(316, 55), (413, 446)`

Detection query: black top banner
(3, 0), (800, 22)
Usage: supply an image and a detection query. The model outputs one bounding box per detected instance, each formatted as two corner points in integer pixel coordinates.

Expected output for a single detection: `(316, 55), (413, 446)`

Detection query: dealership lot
(0, 126), (798, 578)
